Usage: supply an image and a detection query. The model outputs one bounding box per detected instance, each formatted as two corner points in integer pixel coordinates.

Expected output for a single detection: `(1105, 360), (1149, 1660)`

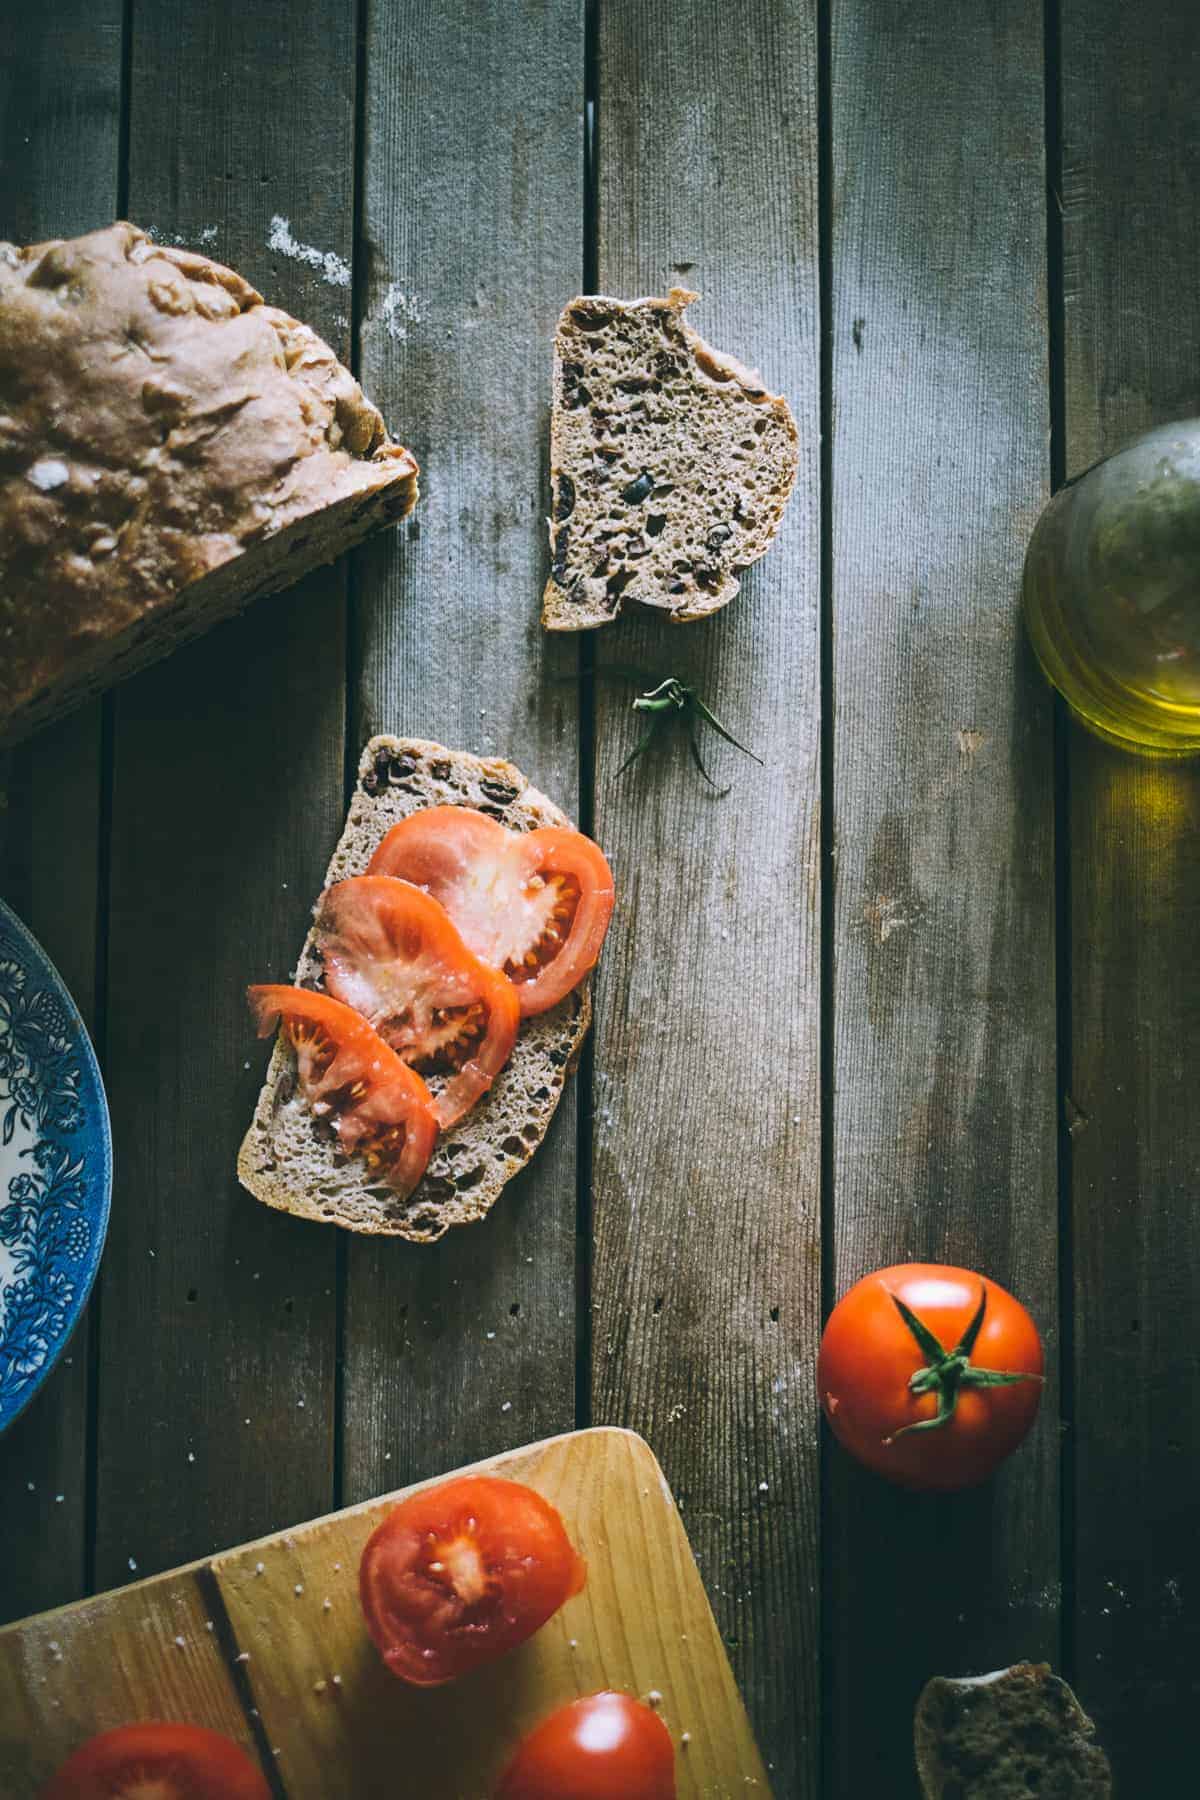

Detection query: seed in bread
(541, 288), (799, 630)
(238, 738), (591, 1243)
(914, 1663), (1113, 1798)
(0, 222), (418, 747)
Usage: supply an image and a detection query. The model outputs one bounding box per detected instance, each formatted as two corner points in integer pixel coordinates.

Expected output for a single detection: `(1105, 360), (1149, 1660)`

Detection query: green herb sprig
(605, 672), (761, 795)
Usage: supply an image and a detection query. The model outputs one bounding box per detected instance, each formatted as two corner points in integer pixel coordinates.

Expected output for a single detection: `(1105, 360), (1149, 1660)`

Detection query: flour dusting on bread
(0, 222), (418, 746)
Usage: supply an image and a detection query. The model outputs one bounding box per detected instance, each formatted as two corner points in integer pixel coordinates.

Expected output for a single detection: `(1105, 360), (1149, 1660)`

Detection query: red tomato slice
(367, 806), (614, 1016)
(817, 1263), (1045, 1491)
(41, 1722), (271, 1800)
(359, 1474), (586, 1686)
(247, 984), (437, 1195)
(494, 1692), (677, 1800)
(313, 875), (521, 1131)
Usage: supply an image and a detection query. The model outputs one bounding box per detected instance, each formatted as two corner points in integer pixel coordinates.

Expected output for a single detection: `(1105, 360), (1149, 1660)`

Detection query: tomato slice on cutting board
(314, 875), (521, 1130)
(359, 1473), (587, 1686)
(247, 984), (437, 1195)
(41, 1721), (272, 1799)
(367, 806), (614, 1016)
(494, 1692), (677, 1800)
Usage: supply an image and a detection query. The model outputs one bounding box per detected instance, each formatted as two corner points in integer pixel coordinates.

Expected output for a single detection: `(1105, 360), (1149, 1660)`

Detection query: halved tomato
(42, 1722), (271, 1799)
(367, 806), (614, 1016)
(359, 1473), (587, 1686)
(494, 1692), (677, 1800)
(313, 876), (521, 1131)
(247, 984), (437, 1195)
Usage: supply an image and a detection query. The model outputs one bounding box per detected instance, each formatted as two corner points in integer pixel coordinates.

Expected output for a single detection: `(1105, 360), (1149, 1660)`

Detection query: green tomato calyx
(884, 1285), (1042, 1442)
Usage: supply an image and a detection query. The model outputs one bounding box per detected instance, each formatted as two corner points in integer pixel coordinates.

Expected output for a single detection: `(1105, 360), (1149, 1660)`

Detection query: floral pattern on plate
(0, 901), (111, 1431)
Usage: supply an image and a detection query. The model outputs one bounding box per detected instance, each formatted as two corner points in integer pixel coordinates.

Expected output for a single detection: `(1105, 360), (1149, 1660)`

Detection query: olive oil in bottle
(1023, 420), (1200, 754)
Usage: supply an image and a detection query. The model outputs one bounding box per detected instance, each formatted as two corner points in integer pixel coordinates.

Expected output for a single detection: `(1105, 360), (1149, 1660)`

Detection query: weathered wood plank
(342, 1), (585, 1497)
(824, 3), (1058, 1792)
(0, 0), (122, 1624)
(0, 0), (122, 248)
(589, 5), (821, 1791)
(1061, 1), (1200, 1783)
(93, 0), (356, 1585)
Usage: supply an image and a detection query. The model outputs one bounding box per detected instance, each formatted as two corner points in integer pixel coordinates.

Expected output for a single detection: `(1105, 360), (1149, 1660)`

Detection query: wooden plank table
(1, 2), (1197, 1792)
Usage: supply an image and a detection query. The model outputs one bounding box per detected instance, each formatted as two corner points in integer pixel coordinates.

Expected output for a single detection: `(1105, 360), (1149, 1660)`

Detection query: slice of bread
(238, 738), (590, 1242)
(914, 1663), (1113, 1798)
(0, 223), (418, 746)
(541, 288), (799, 631)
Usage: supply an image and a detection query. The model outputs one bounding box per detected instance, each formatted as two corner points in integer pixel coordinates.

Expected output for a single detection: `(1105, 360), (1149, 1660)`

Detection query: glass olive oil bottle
(1023, 420), (1200, 754)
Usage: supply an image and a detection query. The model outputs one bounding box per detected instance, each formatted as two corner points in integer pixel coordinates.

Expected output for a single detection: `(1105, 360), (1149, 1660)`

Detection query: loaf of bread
(238, 737), (590, 1242)
(0, 222), (418, 746)
(542, 289), (798, 630)
(914, 1663), (1113, 1797)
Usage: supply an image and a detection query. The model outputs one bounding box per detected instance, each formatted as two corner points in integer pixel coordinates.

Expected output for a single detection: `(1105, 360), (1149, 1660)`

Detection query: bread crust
(237, 738), (591, 1242)
(542, 288), (798, 630)
(0, 223), (418, 745)
(914, 1663), (1113, 1798)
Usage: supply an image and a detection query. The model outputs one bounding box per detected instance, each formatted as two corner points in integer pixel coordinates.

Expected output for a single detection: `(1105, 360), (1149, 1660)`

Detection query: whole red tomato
(359, 1474), (586, 1685)
(495, 1692), (676, 1800)
(817, 1263), (1044, 1490)
(41, 1722), (271, 1799)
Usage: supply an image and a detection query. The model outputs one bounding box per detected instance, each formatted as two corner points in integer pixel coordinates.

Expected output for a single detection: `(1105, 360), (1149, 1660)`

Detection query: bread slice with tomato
(238, 738), (603, 1242)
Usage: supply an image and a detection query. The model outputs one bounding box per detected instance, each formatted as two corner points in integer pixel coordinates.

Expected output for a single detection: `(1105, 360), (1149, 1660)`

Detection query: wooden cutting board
(0, 1428), (770, 1798)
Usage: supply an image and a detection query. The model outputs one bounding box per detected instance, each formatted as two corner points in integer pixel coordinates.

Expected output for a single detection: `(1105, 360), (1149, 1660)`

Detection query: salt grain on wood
(266, 215), (351, 288)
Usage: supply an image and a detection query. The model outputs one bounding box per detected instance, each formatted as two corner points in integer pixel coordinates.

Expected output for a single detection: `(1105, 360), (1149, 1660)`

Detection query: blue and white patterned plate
(0, 899), (111, 1434)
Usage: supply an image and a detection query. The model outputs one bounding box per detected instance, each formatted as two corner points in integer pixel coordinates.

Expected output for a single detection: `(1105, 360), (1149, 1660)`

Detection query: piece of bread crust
(0, 223), (418, 746)
(914, 1663), (1113, 1798)
(237, 737), (591, 1243)
(542, 288), (798, 630)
